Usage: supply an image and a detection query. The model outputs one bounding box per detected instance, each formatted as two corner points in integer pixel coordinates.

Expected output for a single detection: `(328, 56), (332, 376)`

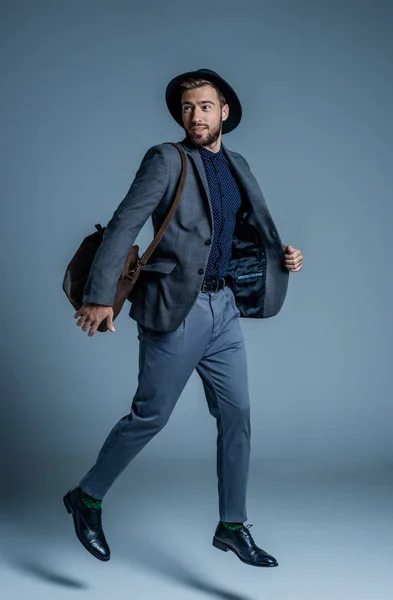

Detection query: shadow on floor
(117, 533), (256, 600)
(7, 556), (89, 590)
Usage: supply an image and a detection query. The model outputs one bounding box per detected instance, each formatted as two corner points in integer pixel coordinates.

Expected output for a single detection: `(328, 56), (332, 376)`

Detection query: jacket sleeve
(82, 144), (169, 306)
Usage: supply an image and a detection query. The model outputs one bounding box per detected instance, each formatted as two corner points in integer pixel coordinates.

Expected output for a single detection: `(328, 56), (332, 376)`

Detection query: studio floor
(0, 456), (391, 600)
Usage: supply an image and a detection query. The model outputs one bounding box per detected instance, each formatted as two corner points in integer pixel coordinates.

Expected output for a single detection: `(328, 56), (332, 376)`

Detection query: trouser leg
(79, 315), (207, 499)
(196, 286), (251, 522)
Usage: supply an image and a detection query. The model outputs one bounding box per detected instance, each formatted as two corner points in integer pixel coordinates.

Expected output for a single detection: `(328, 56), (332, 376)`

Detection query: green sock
(79, 488), (102, 510)
(222, 521), (243, 530)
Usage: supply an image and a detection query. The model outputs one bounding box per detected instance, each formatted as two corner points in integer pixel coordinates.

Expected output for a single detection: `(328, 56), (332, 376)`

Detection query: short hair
(179, 78), (227, 108)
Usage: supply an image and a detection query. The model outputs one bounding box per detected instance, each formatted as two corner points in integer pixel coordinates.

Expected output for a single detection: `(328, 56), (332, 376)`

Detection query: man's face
(181, 85), (229, 149)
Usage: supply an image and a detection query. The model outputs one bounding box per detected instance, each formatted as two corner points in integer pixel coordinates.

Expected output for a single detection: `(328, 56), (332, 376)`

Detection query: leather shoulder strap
(138, 142), (187, 266)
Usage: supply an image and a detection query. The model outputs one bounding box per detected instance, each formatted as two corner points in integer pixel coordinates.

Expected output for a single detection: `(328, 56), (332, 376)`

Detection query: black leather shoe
(213, 522), (278, 567)
(63, 487), (110, 562)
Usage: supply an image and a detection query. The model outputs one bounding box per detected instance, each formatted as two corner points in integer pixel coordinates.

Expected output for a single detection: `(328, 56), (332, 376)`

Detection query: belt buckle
(215, 278), (224, 292)
(202, 277), (224, 292)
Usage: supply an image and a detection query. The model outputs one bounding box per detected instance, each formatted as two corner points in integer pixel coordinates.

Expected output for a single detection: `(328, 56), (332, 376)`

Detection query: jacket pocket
(141, 259), (177, 274)
(236, 272), (263, 281)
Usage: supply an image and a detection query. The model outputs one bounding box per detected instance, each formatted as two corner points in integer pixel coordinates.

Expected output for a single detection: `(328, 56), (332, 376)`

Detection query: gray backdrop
(1, 0), (392, 480)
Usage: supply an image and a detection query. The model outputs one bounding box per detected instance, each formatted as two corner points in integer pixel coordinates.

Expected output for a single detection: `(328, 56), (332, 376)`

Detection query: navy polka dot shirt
(199, 146), (243, 279)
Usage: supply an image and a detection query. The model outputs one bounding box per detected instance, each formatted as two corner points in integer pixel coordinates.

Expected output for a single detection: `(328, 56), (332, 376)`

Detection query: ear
(222, 103), (229, 122)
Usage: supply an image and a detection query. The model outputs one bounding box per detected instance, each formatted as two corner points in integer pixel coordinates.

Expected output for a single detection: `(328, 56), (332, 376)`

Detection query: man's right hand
(74, 303), (116, 337)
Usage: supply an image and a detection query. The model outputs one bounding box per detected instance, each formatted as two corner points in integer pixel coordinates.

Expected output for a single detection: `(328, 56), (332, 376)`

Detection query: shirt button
(198, 269), (204, 275)
(205, 239), (211, 245)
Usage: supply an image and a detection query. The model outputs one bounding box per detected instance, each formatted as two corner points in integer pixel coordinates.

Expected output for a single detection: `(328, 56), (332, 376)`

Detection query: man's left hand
(283, 245), (303, 272)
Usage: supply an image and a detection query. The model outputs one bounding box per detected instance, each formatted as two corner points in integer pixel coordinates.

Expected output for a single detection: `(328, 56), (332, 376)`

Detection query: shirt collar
(199, 146), (227, 163)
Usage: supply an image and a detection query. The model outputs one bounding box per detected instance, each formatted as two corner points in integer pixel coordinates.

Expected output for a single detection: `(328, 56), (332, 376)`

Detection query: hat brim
(165, 69), (242, 134)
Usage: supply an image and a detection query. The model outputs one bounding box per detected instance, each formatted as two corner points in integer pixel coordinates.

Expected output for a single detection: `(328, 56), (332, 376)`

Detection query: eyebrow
(181, 100), (216, 106)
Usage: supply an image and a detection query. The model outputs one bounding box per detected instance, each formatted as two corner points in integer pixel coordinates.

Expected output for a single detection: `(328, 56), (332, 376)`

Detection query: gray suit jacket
(83, 137), (289, 332)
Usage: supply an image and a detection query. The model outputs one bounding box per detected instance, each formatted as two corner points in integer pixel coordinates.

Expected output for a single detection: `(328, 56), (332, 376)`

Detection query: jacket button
(198, 268), (204, 275)
(270, 228), (277, 238)
(205, 239), (211, 245)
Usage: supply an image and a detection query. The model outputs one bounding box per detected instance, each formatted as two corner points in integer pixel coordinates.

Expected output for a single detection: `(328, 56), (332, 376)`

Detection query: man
(63, 69), (303, 568)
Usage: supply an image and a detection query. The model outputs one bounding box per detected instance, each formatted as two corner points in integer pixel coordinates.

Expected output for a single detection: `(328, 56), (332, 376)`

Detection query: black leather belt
(201, 277), (227, 293)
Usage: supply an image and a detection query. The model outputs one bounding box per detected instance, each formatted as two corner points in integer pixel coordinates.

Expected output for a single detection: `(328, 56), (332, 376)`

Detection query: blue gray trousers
(79, 285), (251, 522)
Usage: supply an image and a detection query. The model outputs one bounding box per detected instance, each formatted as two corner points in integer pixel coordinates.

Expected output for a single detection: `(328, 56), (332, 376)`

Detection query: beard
(187, 116), (222, 148)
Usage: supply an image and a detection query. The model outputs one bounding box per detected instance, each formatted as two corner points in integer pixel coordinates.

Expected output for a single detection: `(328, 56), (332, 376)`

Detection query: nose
(190, 107), (204, 124)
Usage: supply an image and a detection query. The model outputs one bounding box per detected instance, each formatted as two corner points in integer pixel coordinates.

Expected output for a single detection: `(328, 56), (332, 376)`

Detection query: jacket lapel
(178, 136), (272, 235)
(179, 136), (254, 205)
(221, 142), (250, 198)
(222, 142), (274, 231)
(179, 137), (213, 227)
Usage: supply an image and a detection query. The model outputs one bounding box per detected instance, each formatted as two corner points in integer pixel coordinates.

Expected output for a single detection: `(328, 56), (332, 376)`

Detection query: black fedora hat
(165, 68), (242, 134)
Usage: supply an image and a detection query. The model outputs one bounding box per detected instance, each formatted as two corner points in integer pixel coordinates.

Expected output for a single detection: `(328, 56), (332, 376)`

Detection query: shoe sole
(212, 537), (278, 567)
(63, 492), (110, 562)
